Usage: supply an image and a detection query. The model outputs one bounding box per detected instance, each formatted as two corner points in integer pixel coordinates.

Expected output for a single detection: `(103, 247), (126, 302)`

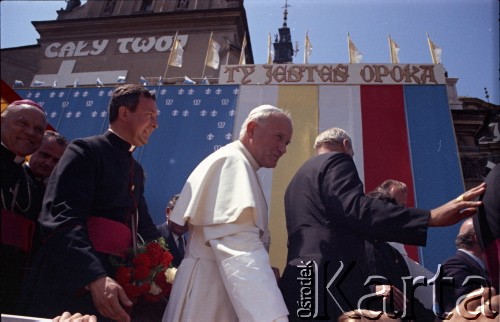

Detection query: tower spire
(273, 0), (296, 64)
(282, 0), (290, 27)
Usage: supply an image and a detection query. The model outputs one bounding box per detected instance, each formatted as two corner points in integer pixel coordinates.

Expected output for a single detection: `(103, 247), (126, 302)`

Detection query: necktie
(177, 235), (185, 259)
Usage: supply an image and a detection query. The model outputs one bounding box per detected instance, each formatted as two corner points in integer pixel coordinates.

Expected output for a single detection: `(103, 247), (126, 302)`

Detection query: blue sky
(1, 0), (498, 104)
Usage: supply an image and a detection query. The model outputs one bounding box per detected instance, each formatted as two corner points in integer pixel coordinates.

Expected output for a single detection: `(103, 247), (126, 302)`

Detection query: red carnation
(113, 237), (174, 304)
(133, 253), (151, 268)
(161, 251), (174, 268)
(123, 283), (142, 302)
(115, 266), (132, 285)
(146, 242), (164, 265)
(139, 282), (150, 294)
(154, 270), (168, 289)
(134, 265), (150, 280)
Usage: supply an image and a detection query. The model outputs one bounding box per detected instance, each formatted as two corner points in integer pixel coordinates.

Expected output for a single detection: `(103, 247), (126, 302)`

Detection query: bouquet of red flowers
(113, 237), (175, 303)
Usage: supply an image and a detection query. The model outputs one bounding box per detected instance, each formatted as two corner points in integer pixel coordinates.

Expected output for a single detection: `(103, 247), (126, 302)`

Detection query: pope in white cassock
(163, 105), (293, 322)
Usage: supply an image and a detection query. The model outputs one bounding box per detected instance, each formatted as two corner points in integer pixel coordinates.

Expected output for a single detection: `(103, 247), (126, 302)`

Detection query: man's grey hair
(239, 104), (291, 139)
(314, 127), (352, 150)
(377, 179), (407, 194)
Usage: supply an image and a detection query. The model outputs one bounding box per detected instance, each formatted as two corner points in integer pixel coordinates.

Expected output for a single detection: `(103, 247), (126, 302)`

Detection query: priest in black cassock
(1, 100), (47, 314)
(19, 84), (161, 322)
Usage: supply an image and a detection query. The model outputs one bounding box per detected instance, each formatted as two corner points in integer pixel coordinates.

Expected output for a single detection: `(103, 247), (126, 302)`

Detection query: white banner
(219, 64), (446, 86)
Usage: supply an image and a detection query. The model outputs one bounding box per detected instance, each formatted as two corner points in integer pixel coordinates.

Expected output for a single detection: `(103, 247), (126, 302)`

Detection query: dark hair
(167, 194), (180, 211)
(44, 130), (68, 147)
(165, 194), (180, 220)
(108, 84), (156, 123)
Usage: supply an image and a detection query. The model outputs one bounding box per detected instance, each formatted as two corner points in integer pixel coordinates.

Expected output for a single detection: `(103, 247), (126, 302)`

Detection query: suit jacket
(156, 222), (185, 267)
(439, 250), (492, 313)
(279, 152), (430, 321)
(474, 164), (500, 291)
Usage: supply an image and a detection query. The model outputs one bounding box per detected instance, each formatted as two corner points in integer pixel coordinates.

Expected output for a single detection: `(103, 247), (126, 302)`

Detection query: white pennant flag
(168, 34), (184, 68)
(239, 32), (247, 65)
(348, 33), (363, 63)
(206, 32), (221, 70)
(267, 33), (274, 64)
(426, 33), (442, 64)
(389, 35), (400, 64)
(304, 31), (313, 64)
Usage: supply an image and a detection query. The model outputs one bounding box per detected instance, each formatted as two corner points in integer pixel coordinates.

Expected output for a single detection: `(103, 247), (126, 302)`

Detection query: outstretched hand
(429, 182), (486, 227)
(88, 276), (132, 322)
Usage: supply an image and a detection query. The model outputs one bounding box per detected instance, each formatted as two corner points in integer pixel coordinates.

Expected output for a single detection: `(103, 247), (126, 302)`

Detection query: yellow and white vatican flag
(304, 31), (313, 64)
(426, 33), (442, 64)
(239, 32), (247, 65)
(168, 32), (184, 68)
(389, 35), (400, 64)
(347, 33), (363, 63)
(205, 32), (221, 70)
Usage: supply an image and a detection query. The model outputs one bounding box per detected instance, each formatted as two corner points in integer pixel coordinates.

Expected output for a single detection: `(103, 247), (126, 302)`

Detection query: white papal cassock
(163, 140), (288, 322)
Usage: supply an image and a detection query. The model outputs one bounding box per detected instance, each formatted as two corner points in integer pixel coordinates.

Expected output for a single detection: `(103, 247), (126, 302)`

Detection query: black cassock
(19, 131), (160, 320)
(1, 145), (43, 314)
(279, 152), (430, 321)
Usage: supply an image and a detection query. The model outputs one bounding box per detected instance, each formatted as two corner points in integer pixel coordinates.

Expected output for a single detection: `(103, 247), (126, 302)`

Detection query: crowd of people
(1, 84), (498, 322)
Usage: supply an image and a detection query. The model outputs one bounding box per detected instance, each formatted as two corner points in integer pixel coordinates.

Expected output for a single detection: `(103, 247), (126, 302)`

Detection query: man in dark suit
(439, 218), (492, 313)
(279, 127), (486, 321)
(157, 194), (188, 267)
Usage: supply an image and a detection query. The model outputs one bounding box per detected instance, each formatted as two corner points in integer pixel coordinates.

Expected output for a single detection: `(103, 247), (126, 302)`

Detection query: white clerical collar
(108, 129), (136, 152)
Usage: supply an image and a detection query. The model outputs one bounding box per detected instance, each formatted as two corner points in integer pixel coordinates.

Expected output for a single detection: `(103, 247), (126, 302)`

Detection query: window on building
(140, 0), (154, 11)
(177, 0), (189, 9)
(103, 0), (117, 14)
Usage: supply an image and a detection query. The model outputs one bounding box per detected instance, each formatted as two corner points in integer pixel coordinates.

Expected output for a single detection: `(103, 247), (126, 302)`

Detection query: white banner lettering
(45, 35), (188, 58)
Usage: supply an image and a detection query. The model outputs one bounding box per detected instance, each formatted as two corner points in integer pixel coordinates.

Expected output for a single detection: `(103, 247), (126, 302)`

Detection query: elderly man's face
(1, 106), (46, 157)
(247, 113), (293, 168)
